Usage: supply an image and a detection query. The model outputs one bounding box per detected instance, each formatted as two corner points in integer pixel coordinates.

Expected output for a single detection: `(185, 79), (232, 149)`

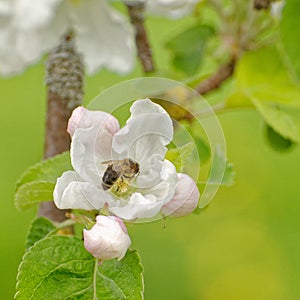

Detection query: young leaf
(15, 181), (55, 211)
(227, 47), (300, 143)
(16, 235), (144, 300)
(15, 151), (72, 211)
(265, 123), (294, 152)
(166, 24), (214, 75)
(279, 0), (300, 80)
(25, 217), (56, 250)
(16, 151), (71, 189)
(166, 142), (194, 172)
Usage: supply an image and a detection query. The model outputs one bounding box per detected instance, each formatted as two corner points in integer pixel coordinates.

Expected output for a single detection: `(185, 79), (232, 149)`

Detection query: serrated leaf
(25, 217), (56, 250)
(265, 123), (294, 152)
(166, 24), (214, 75)
(16, 151), (71, 189)
(15, 152), (72, 211)
(279, 0), (300, 80)
(166, 142), (194, 172)
(15, 181), (55, 211)
(16, 235), (144, 300)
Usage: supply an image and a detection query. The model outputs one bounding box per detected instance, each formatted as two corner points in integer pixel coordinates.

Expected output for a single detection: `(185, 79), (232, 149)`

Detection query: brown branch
(39, 33), (84, 224)
(126, 2), (155, 73)
(195, 58), (236, 95)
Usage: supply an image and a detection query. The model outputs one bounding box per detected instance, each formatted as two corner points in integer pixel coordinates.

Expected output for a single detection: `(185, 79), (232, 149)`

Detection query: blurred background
(1, 12), (299, 300)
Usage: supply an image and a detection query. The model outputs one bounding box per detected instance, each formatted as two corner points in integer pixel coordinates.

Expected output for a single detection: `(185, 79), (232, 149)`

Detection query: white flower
(83, 215), (131, 260)
(161, 173), (199, 217)
(0, 0), (135, 76)
(146, 0), (200, 19)
(54, 99), (182, 221)
(271, 0), (285, 20)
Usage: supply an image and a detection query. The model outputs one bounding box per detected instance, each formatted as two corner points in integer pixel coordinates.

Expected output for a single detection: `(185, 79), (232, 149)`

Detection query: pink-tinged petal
(54, 170), (114, 210)
(83, 215), (131, 260)
(161, 173), (199, 217)
(67, 106), (120, 137)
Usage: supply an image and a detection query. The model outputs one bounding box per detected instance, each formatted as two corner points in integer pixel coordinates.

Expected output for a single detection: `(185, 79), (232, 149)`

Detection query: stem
(126, 2), (155, 73)
(195, 58), (236, 95)
(38, 33), (84, 223)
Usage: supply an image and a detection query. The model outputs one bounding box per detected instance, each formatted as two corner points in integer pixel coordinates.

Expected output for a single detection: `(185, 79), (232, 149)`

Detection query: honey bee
(101, 158), (140, 194)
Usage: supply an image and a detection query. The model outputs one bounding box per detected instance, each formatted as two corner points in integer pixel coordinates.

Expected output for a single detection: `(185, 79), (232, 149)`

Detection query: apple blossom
(146, 0), (200, 19)
(161, 173), (200, 217)
(54, 99), (199, 220)
(0, 0), (135, 76)
(83, 215), (131, 260)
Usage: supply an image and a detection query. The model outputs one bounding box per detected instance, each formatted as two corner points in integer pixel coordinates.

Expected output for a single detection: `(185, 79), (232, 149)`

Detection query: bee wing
(101, 160), (120, 165)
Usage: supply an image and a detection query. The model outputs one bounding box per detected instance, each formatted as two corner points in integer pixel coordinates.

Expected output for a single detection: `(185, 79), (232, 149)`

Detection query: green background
(1, 16), (299, 299)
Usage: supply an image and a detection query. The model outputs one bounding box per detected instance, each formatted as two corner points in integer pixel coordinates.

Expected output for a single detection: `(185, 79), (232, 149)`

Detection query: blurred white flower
(161, 173), (199, 217)
(271, 0), (285, 20)
(54, 99), (199, 220)
(146, 0), (200, 19)
(83, 215), (131, 260)
(0, 0), (135, 76)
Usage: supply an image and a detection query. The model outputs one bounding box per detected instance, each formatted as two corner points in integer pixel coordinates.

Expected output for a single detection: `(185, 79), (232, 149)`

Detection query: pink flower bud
(67, 106), (120, 137)
(161, 173), (199, 217)
(83, 215), (131, 261)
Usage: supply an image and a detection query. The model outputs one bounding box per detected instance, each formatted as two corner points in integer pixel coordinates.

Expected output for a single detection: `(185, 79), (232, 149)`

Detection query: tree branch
(195, 58), (236, 95)
(39, 33), (84, 224)
(126, 2), (155, 73)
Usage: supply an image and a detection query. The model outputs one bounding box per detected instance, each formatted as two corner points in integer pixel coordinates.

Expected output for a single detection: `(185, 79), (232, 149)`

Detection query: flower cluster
(0, 0), (200, 76)
(54, 99), (199, 260)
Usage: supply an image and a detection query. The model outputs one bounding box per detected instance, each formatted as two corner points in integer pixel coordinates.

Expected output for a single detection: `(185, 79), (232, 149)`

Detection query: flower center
(101, 159), (140, 197)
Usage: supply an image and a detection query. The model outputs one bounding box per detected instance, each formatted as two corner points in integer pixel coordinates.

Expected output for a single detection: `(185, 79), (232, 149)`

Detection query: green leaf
(25, 217), (56, 250)
(166, 142), (194, 172)
(16, 235), (144, 300)
(16, 151), (72, 189)
(166, 24), (214, 75)
(279, 0), (300, 80)
(227, 46), (300, 143)
(253, 98), (300, 143)
(15, 152), (72, 211)
(265, 123), (294, 152)
(15, 181), (55, 211)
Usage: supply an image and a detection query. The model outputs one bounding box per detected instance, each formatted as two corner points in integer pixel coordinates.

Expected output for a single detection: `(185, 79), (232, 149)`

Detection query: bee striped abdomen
(102, 165), (119, 190)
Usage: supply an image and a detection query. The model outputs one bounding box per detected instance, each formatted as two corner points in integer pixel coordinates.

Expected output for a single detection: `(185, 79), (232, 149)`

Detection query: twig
(38, 33), (84, 224)
(126, 2), (155, 73)
(195, 58), (236, 95)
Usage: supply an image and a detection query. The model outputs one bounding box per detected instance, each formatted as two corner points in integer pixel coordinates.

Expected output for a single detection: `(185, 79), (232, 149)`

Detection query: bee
(101, 158), (140, 194)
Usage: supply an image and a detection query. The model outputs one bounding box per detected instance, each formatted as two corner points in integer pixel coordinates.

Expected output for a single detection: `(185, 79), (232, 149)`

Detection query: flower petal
(83, 215), (131, 260)
(147, 0), (199, 19)
(54, 170), (114, 210)
(71, 125), (115, 185)
(140, 159), (177, 202)
(112, 99), (173, 188)
(0, 0), (67, 76)
(71, 0), (135, 74)
(161, 173), (199, 217)
(67, 106), (120, 137)
(109, 193), (164, 220)
(15, 0), (63, 30)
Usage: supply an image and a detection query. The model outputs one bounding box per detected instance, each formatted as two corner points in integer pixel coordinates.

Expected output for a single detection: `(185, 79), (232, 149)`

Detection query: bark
(126, 2), (155, 73)
(38, 33), (84, 223)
